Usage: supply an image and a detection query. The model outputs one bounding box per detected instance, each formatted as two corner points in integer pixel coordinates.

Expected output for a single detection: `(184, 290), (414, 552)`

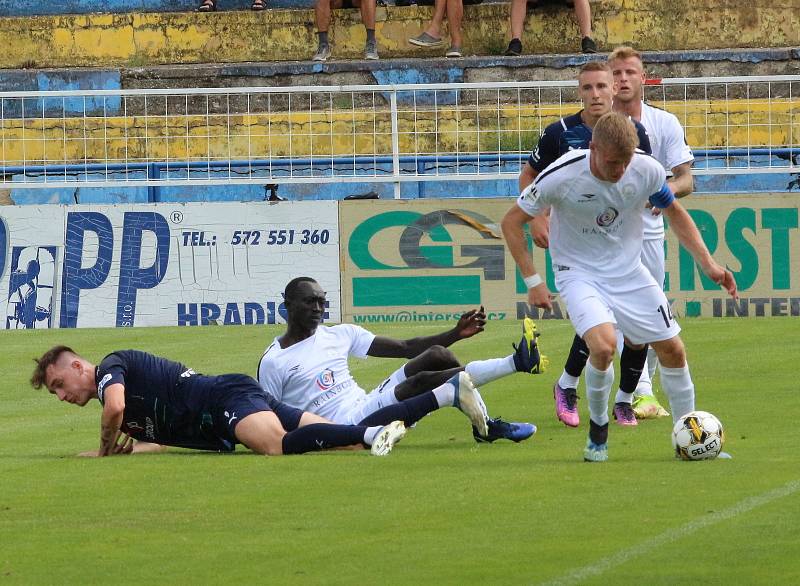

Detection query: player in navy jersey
(518, 61), (654, 429)
(520, 61), (652, 246)
(30, 346), (406, 457)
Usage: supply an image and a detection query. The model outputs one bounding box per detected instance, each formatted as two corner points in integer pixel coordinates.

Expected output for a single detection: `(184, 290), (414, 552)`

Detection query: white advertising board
(0, 201), (340, 329)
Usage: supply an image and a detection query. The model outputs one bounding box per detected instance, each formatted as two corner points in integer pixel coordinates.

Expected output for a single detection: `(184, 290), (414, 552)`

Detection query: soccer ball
(671, 411), (725, 461)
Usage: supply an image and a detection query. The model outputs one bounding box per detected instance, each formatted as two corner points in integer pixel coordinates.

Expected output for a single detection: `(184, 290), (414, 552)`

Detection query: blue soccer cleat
(473, 417), (537, 443)
(513, 317), (548, 374)
(583, 437), (609, 462)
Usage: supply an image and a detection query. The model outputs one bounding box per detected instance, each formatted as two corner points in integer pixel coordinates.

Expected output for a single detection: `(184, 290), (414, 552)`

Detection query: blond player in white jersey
(258, 277), (547, 444)
(501, 112), (737, 461)
(609, 45), (695, 419)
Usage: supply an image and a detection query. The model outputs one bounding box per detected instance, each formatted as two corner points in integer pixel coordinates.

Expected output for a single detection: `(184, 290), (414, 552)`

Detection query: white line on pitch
(540, 478), (800, 586)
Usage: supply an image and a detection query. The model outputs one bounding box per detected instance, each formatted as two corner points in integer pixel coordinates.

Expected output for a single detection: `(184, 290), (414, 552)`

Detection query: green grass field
(1, 318), (798, 584)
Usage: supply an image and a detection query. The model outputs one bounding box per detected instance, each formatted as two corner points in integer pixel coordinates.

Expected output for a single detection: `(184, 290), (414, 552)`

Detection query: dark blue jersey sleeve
(96, 353), (128, 405)
(634, 120), (652, 155)
(649, 182), (675, 208)
(528, 125), (561, 172)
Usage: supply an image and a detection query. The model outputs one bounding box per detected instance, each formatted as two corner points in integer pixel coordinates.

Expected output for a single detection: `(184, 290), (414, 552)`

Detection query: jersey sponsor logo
(126, 421), (144, 433)
(316, 369), (335, 390)
(579, 193), (597, 199)
(596, 207), (620, 227)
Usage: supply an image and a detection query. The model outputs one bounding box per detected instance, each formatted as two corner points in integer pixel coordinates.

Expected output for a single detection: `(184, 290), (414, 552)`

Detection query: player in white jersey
(501, 112), (737, 461)
(609, 45), (696, 419)
(258, 277), (548, 443)
(521, 62), (656, 430)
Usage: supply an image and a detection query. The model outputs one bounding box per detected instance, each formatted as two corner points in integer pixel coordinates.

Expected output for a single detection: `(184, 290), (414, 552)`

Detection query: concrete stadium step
(0, 0), (796, 69)
(1, 48), (797, 94)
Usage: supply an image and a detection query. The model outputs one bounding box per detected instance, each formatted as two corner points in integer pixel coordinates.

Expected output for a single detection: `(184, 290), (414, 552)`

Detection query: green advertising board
(340, 195), (799, 323)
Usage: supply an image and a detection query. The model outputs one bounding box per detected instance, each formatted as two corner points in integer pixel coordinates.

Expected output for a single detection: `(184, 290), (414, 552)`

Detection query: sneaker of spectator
(365, 40), (380, 60)
(408, 0), (463, 55)
(581, 35), (597, 53)
(505, 38), (523, 56)
(312, 44), (332, 62)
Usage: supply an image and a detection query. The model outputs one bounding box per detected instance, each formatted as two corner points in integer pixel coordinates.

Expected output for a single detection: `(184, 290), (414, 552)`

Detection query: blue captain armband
(649, 182), (675, 209)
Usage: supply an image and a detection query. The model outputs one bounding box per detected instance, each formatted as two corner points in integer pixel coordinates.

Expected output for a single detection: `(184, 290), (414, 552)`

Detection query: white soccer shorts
(556, 264), (681, 345)
(340, 364), (406, 425)
(640, 237), (666, 290)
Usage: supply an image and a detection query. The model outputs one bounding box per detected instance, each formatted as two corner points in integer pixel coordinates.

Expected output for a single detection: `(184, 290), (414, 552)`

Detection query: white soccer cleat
(370, 420), (406, 456)
(452, 371), (489, 437)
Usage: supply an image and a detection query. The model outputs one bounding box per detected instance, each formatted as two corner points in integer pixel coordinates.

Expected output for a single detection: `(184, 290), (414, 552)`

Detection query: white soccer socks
(659, 364), (695, 422)
(634, 347), (660, 397)
(432, 380), (456, 407)
(464, 356), (516, 387)
(585, 362), (614, 426)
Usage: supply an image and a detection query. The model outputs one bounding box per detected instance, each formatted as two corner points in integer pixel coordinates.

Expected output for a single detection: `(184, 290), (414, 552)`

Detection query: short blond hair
(608, 46), (643, 66)
(579, 61), (612, 76)
(592, 112), (639, 155)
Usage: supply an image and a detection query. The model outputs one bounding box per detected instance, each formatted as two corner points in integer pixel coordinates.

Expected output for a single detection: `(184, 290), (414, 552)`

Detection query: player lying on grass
(258, 277), (548, 443)
(30, 346), (406, 457)
(501, 111), (737, 462)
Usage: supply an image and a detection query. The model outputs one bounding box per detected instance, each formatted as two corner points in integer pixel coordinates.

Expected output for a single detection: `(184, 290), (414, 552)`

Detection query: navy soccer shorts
(210, 374), (305, 442)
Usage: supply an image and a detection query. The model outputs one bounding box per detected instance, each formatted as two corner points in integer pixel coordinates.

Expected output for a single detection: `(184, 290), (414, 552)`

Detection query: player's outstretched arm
(501, 205), (553, 310)
(131, 441), (166, 454)
(368, 306), (487, 358)
(664, 201), (737, 298)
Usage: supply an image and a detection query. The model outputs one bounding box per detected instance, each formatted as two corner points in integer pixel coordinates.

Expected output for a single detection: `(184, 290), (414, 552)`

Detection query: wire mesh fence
(1, 76), (798, 193)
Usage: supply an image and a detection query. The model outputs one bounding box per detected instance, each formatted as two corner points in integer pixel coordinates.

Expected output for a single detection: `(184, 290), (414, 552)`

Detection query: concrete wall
(0, 0), (797, 68)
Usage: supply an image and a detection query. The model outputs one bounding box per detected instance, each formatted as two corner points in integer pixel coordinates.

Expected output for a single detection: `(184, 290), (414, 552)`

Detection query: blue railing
(3, 148), (798, 202)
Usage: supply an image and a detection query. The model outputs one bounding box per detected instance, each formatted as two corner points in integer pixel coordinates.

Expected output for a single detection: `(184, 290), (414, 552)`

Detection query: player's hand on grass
(455, 306), (487, 338)
(93, 432), (135, 457)
(528, 284), (553, 310)
(112, 433), (135, 455)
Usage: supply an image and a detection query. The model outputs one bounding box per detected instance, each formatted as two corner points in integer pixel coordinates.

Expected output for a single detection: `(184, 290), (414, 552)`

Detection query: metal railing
(1, 76), (798, 198)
